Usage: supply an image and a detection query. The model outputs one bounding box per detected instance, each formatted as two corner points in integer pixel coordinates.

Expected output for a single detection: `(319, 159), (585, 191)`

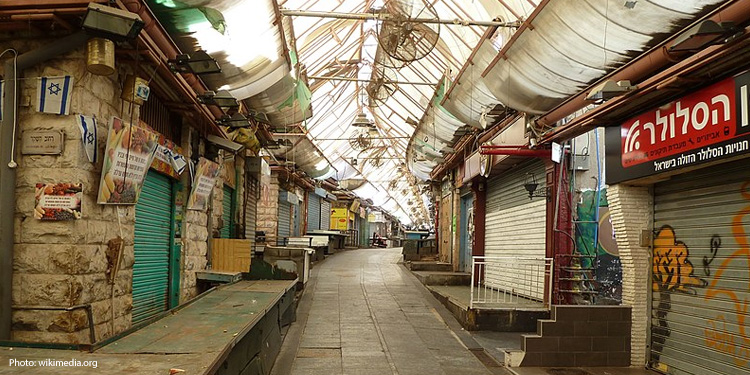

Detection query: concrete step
(407, 261), (453, 272)
(413, 271), (471, 286)
(425, 286), (550, 332)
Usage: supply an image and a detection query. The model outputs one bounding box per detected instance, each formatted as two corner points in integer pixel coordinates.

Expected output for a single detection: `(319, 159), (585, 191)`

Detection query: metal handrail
(470, 256), (554, 310)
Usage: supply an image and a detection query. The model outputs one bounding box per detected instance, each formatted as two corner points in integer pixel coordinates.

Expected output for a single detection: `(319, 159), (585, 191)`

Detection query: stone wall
(257, 171), (280, 245)
(7, 42), (135, 343)
(607, 184), (653, 366)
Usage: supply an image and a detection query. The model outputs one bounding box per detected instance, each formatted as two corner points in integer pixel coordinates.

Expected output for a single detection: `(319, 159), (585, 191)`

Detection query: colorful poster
(97, 117), (159, 204)
(187, 157), (221, 211)
(141, 121), (186, 178)
(34, 183), (82, 220)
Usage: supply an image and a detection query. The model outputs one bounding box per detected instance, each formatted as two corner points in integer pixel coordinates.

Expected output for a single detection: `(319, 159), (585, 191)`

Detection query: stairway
(504, 305), (631, 367)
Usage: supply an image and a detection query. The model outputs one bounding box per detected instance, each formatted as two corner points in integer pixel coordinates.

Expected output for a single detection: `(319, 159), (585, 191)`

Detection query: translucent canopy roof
(147, 0), (727, 226)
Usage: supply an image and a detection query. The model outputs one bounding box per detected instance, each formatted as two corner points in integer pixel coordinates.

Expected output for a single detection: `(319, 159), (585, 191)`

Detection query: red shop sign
(606, 70), (750, 184)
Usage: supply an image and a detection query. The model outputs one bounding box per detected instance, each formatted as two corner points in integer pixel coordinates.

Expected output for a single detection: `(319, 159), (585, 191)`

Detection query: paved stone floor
(277, 248), (496, 375)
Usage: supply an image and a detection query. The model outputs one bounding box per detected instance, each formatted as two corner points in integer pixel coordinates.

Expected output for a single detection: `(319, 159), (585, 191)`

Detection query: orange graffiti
(703, 180), (750, 367)
(652, 227), (704, 293)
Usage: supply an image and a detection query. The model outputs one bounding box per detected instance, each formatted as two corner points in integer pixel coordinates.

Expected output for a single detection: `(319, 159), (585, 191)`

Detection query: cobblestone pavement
(280, 248), (494, 375)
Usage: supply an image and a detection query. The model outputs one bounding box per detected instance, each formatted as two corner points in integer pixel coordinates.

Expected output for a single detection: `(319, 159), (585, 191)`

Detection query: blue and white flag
(75, 114), (97, 163)
(170, 151), (188, 175)
(37, 76), (73, 115)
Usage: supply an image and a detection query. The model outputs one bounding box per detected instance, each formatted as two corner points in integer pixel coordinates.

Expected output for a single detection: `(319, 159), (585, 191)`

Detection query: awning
(483, 0), (728, 114)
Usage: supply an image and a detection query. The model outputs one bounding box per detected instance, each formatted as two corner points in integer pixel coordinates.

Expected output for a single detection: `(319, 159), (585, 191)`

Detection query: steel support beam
(280, 9), (520, 28)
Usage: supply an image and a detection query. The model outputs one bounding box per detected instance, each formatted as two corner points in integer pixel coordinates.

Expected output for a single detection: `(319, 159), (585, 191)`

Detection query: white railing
(470, 256), (553, 309)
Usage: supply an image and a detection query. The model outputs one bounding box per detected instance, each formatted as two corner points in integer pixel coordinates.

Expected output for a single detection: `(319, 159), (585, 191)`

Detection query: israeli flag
(170, 152), (188, 175)
(76, 114), (97, 163)
(37, 76), (73, 115)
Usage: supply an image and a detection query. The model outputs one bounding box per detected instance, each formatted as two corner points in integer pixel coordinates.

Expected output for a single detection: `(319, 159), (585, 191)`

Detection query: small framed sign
(22, 130), (64, 155)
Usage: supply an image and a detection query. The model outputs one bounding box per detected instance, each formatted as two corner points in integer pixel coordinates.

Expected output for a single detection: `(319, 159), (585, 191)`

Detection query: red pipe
(536, 0), (750, 130)
(480, 146), (550, 158)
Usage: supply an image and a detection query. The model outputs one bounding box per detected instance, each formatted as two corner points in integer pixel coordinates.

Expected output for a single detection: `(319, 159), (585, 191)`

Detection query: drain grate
(546, 369), (593, 375)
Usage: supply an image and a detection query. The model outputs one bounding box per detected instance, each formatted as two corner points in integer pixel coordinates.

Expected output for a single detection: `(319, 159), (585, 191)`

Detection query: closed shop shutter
(321, 200), (331, 230)
(244, 176), (258, 240)
(307, 193), (321, 232)
(220, 185), (234, 238)
(484, 160), (546, 300)
(133, 170), (173, 324)
(650, 159), (750, 375)
(278, 201), (291, 245)
(293, 202), (302, 236)
(439, 193), (453, 263)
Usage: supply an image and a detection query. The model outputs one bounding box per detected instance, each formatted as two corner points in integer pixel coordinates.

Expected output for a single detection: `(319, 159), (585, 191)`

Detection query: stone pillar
(257, 172), (279, 245)
(8, 44), (135, 343)
(607, 184), (652, 366)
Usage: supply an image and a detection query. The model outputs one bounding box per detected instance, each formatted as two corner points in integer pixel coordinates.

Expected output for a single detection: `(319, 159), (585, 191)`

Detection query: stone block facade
(7, 42), (136, 343)
(257, 172), (279, 245)
(3, 37), (236, 344)
(607, 184), (653, 366)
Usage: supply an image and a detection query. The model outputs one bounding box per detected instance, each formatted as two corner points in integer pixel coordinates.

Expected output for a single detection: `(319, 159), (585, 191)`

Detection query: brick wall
(607, 184), (653, 366)
(520, 306), (631, 367)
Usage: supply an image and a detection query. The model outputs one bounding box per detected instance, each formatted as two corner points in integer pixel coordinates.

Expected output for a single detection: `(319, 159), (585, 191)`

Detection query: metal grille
(307, 193), (321, 232)
(139, 93), (181, 143)
(277, 201), (291, 245)
(485, 160), (546, 294)
(220, 185), (233, 238)
(321, 200), (332, 230)
(471, 256), (553, 309)
(133, 170), (172, 324)
(650, 159), (750, 375)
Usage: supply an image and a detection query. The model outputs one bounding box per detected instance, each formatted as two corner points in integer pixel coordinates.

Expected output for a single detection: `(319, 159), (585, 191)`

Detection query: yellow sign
(331, 208), (348, 230)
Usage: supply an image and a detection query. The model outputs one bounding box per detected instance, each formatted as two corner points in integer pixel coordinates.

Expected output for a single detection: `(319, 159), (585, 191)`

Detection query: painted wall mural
(575, 189), (622, 304)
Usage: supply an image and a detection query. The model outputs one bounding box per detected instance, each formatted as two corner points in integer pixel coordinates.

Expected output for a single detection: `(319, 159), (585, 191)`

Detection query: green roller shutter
(221, 185), (234, 238)
(133, 170), (173, 324)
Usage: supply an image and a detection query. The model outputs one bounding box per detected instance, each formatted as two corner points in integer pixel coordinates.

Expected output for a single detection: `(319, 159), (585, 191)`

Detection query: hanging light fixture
(523, 173), (549, 200)
(352, 111), (372, 127)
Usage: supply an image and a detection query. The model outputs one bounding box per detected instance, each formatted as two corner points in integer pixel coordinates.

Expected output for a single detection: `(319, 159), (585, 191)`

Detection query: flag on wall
(75, 114), (97, 163)
(37, 76), (73, 115)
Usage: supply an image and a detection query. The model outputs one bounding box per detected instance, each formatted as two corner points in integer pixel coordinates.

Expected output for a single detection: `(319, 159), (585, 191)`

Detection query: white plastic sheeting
(280, 0), (506, 224)
(484, 0), (728, 114)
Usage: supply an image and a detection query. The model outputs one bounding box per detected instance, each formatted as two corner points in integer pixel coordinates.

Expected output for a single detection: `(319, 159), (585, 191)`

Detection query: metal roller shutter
(220, 185), (234, 238)
(293, 202), (302, 236)
(278, 201), (291, 245)
(650, 159), (750, 375)
(484, 160), (547, 300)
(244, 176), (258, 240)
(307, 193), (321, 232)
(133, 170), (173, 324)
(321, 200), (331, 230)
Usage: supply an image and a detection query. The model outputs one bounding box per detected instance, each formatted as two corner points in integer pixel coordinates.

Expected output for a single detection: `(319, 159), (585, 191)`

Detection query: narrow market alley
(273, 248), (497, 375)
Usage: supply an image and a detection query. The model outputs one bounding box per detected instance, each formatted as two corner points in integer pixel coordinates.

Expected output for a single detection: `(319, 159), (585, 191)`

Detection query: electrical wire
(1, 48), (19, 168)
